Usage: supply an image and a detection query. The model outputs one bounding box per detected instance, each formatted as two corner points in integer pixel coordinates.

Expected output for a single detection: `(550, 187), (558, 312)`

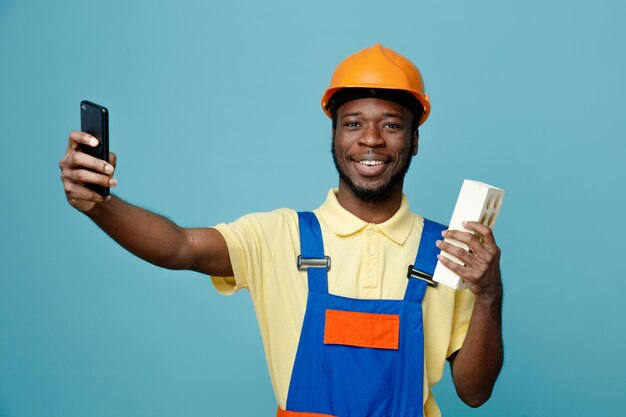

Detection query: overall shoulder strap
(404, 218), (447, 303)
(297, 212), (329, 294)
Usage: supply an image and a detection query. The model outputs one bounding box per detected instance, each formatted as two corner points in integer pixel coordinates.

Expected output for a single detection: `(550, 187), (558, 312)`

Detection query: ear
(411, 129), (419, 156)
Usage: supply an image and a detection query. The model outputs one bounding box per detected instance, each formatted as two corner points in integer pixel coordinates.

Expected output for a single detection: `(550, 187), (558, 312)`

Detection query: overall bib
(278, 212), (445, 417)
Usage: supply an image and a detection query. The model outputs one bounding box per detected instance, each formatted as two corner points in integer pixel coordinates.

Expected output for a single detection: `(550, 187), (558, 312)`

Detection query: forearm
(437, 222), (504, 407)
(86, 195), (191, 270)
(451, 292), (503, 407)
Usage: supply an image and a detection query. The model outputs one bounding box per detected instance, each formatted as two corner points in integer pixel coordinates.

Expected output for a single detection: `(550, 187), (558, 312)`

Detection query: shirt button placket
(362, 226), (381, 298)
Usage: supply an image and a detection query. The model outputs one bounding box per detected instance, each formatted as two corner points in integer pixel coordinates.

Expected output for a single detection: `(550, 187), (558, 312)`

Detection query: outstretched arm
(436, 221), (503, 407)
(59, 131), (233, 277)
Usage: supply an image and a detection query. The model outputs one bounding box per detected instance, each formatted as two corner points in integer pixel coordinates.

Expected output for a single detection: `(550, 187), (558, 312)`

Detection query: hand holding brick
(433, 180), (504, 289)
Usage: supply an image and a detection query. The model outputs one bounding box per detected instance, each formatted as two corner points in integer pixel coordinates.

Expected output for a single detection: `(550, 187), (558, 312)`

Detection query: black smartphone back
(80, 100), (109, 196)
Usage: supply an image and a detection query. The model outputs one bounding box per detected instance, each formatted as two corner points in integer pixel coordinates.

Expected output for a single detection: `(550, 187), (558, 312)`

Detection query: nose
(358, 124), (385, 148)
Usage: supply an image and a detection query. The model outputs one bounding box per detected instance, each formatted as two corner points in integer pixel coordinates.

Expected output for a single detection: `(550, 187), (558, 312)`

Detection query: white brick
(433, 180), (505, 290)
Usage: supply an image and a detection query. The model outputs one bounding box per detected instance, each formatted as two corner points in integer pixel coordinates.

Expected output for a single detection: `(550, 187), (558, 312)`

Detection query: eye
(384, 122), (402, 129)
(344, 121), (360, 128)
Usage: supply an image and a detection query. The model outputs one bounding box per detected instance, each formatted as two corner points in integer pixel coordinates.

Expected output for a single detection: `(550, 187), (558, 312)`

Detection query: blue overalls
(278, 212), (446, 417)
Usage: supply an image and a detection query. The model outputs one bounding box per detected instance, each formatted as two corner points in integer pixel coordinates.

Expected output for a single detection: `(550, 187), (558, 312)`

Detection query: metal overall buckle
(406, 265), (438, 288)
(297, 255), (331, 271)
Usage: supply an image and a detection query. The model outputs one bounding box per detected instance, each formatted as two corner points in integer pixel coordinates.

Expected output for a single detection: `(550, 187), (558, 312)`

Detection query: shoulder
(246, 207), (300, 229)
(214, 208), (299, 242)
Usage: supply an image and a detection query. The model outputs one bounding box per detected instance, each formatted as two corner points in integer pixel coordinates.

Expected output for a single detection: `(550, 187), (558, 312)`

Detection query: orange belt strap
(276, 408), (336, 417)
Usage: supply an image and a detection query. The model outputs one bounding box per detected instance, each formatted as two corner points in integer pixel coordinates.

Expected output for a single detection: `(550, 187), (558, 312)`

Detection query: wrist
(85, 195), (114, 219)
(473, 285), (503, 310)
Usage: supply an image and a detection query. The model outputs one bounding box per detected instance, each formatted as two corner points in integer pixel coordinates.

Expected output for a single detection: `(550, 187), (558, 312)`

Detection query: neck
(336, 181), (404, 224)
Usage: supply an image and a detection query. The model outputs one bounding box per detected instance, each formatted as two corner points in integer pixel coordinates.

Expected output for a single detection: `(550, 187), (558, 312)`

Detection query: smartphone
(80, 100), (109, 196)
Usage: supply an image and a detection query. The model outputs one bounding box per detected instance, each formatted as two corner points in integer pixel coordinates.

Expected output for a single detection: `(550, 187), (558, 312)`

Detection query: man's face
(332, 97), (418, 202)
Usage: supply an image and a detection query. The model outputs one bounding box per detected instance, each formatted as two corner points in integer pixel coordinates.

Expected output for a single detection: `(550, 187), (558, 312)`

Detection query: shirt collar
(317, 189), (415, 245)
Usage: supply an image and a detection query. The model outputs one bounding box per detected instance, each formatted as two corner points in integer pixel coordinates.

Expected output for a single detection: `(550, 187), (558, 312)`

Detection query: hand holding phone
(59, 101), (116, 212)
(79, 100), (110, 196)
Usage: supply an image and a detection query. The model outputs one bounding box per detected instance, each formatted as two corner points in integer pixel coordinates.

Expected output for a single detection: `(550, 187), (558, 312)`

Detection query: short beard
(331, 136), (413, 202)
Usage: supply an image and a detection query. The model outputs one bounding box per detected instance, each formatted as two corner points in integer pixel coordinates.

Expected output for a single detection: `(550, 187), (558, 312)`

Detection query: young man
(60, 44), (503, 417)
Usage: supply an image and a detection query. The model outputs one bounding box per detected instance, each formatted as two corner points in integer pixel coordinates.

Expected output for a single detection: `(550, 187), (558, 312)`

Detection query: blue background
(1, 1), (624, 416)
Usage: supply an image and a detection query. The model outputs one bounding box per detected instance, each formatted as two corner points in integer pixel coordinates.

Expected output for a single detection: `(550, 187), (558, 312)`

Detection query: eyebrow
(382, 112), (405, 120)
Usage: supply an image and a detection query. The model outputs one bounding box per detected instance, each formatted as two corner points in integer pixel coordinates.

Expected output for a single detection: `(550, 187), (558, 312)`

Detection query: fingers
(435, 220), (501, 283)
(436, 253), (469, 277)
(438, 230), (485, 267)
(62, 176), (109, 204)
(436, 239), (473, 265)
(109, 152), (117, 168)
(61, 131), (118, 212)
(65, 131), (114, 173)
(70, 151), (115, 175)
(441, 223), (498, 260)
(68, 131), (98, 151)
(461, 221), (498, 251)
(60, 166), (116, 207)
(60, 145), (114, 178)
(436, 221), (503, 298)
(436, 240), (488, 282)
(64, 167), (117, 188)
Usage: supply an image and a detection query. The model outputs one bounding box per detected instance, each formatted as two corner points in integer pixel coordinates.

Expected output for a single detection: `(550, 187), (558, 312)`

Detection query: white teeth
(360, 160), (385, 166)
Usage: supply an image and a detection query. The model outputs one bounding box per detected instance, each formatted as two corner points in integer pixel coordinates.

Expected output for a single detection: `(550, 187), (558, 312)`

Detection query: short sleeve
(446, 288), (475, 357)
(210, 210), (294, 302)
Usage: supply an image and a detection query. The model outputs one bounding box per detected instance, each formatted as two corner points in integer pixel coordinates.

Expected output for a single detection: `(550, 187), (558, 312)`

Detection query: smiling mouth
(358, 160), (385, 166)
